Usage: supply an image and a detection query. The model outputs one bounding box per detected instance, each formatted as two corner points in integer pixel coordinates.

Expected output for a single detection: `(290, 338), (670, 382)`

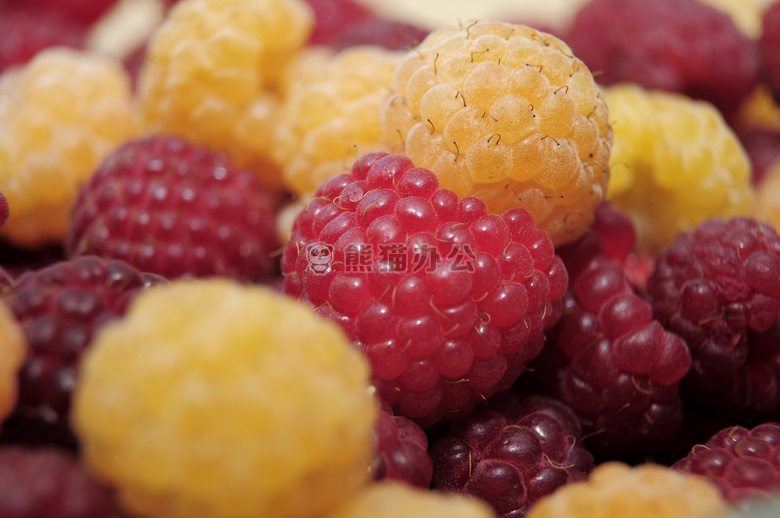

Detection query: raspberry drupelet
(2, 256), (164, 446)
(647, 217), (780, 419)
(527, 206), (691, 459)
(67, 135), (280, 282)
(372, 401), (433, 488)
(282, 152), (567, 427)
(430, 394), (594, 517)
(673, 423), (780, 508)
(380, 21), (613, 247)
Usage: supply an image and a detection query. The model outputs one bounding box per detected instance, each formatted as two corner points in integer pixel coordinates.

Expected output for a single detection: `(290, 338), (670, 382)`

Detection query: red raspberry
(430, 393), (594, 517)
(67, 136), (280, 282)
(647, 218), (780, 418)
(15, 0), (119, 24)
(527, 217), (691, 459)
(0, 190), (8, 231)
(567, 0), (758, 115)
(740, 128), (780, 186)
(0, 7), (86, 73)
(2, 256), (164, 446)
(372, 401), (433, 488)
(0, 446), (121, 518)
(282, 152), (567, 427)
(760, 1), (780, 104)
(303, 0), (373, 45)
(330, 16), (429, 51)
(672, 423), (780, 507)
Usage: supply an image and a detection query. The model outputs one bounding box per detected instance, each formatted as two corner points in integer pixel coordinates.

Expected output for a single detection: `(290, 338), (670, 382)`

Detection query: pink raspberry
(67, 136), (280, 282)
(672, 423), (780, 508)
(2, 256), (164, 446)
(759, 1), (780, 104)
(282, 152), (567, 427)
(0, 446), (121, 518)
(0, 6), (86, 73)
(527, 208), (691, 459)
(372, 401), (433, 488)
(647, 218), (780, 418)
(430, 393), (594, 517)
(567, 0), (758, 115)
(13, 0), (119, 24)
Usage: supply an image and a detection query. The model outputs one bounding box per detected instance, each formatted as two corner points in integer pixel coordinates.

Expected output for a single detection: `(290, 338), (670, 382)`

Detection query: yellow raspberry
(73, 279), (377, 518)
(272, 45), (403, 197)
(138, 0), (313, 190)
(0, 299), (25, 432)
(0, 48), (137, 248)
(757, 158), (780, 231)
(604, 83), (755, 252)
(322, 481), (497, 518)
(698, 0), (774, 38)
(381, 21), (613, 246)
(527, 462), (732, 518)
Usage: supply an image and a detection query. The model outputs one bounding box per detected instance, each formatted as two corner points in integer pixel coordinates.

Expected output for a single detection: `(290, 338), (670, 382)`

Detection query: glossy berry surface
(372, 401), (433, 488)
(527, 462), (729, 518)
(673, 423), (780, 506)
(3, 256), (163, 446)
(0, 446), (121, 518)
(567, 0), (758, 115)
(73, 279), (376, 518)
(431, 394), (594, 517)
(381, 21), (613, 246)
(647, 218), (780, 417)
(282, 152), (567, 427)
(68, 136), (280, 281)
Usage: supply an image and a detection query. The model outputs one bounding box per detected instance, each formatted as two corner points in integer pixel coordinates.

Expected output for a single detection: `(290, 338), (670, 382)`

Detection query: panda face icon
(306, 243), (333, 273)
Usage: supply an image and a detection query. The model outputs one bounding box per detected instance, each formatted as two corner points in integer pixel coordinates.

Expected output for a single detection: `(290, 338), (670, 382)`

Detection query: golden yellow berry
(381, 21), (612, 246)
(0, 48), (137, 247)
(0, 299), (25, 431)
(73, 279), (377, 518)
(604, 83), (754, 252)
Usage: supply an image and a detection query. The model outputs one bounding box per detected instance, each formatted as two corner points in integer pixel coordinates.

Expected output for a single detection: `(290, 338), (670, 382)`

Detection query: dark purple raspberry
(760, 1), (780, 104)
(371, 401), (433, 488)
(330, 16), (429, 51)
(281, 152), (567, 427)
(526, 214), (691, 459)
(2, 256), (164, 446)
(430, 393), (594, 517)
(0, 446), (121, 517)
(647, 217), (780, 418)
(303, 0), (373, 45)
(0, 6), (87, 73)
(672, 423), (780, 507)
(67, 135), (280, 282)
(567, 0), (758, 115)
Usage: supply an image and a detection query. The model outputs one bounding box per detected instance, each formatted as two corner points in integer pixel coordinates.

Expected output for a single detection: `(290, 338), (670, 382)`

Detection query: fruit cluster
(0, 0), (780, 517)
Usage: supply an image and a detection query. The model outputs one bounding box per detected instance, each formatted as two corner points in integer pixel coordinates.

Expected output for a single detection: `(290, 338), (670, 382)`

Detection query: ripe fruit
(272, 45), (403, 196)
(0, 300), (25, 432)
(73, 279), (376, 518)
(759, 0), (780, 104)
(372, 401), (433, 488)
(603, 83), (754, 252)
(322, 480), (497, 518)
(0, 446), (121, 517)
(330, 16), (429, 51)
(22, 0), (120, 24)
(673, 423), (780, 506)
(138, 0), (313, 190)
(282, 152), (567, 427)
(431, 394), (594, 517)
(0, 48), (137, 247)
(756, 157), (780, 229)
(2, 256), (164, 446)
(381, 21), (613, 246)
(647, 217), (780, 418)
(526, 462), (730, 518)
(303, 0), (373, 45)
(567, 0), (758, 115)
(67, 135), (280, 281)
